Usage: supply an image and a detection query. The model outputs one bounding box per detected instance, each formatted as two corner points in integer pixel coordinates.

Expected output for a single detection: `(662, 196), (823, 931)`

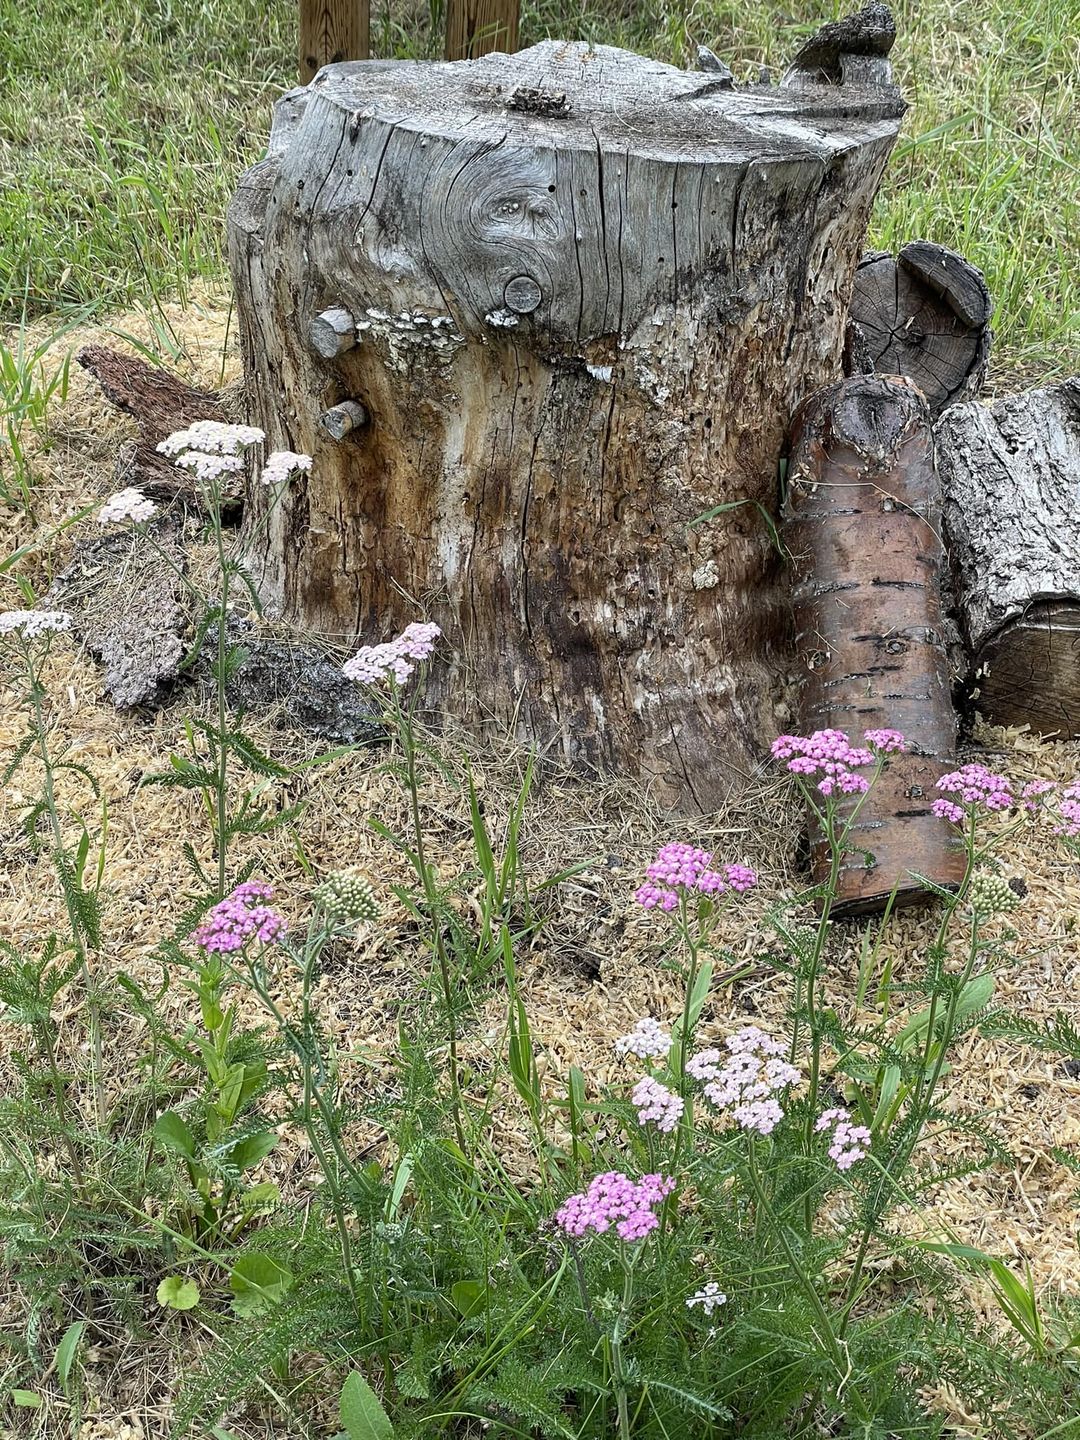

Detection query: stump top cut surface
(308, 40), (906, 162)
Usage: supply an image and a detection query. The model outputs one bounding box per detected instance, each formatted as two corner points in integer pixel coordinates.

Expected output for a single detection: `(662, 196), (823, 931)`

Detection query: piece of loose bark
(846, 241), (992, 416)
(938, 379), (1080, 736)
(50, 519), (190, 709)
(76, 344), (231, 506)
(784, 374), (965, 915)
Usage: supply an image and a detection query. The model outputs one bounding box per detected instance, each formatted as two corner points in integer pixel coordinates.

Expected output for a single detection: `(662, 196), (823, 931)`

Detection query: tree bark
(227, 34), (905, 809)
(784, 375), (964, 914)
(938, 380), (1080, 737)
(846, 242), (992, 415)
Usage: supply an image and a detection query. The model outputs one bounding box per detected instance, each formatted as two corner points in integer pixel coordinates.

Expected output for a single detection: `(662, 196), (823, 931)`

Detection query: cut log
(938, 380), (1080, 736)
(784, 374), (965, 914)
(76, 346), (232, 509)
(227, 27), (907, 809)
(846, 242), (992, 415)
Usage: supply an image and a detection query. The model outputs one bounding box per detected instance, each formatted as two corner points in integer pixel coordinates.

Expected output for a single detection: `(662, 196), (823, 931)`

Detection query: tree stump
(938, 380), (1080, 737)
(228, 33), (906, 808)
(784, 375), (964, 913)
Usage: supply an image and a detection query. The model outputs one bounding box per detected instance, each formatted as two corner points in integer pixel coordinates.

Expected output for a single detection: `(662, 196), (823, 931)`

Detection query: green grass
(0, 0), (1077, 378)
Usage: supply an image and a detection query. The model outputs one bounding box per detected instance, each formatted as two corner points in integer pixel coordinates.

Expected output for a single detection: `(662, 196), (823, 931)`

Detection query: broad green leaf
(450, 1279), (487, 1318)
(157, 1276), (200, 1311)
(240, 1181), (280, 1212)
(897, 974), (995, 1053)
(55, 1320), (86, 1393)
(229, 1254), (293, 1316)
(223, 1131), (278, 1172)
(153, 1110), (195, 1160)
(681, 960), (714, 1039)
(11, 1391), (41, 1408)
(340, 1371), (394, 1440)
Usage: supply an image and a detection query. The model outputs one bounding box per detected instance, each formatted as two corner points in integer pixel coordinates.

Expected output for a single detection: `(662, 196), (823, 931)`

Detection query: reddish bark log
(76, 345), (231, 508)
(783, 374), (965, 915)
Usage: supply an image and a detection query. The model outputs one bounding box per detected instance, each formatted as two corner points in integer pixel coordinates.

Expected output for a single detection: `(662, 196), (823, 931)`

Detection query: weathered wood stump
(228, 31), (906, 808)
(785, 375), (964, 913)
(938, 380), (1080, 737)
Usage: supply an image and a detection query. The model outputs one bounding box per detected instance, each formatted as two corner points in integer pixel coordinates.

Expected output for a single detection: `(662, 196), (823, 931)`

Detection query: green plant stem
(609, 1252), (637, 1440)
(394, 686), (467, 1152)
(209, 476), (231, 899)
(22, 637), (106, 1129)
(745, 1140), (869, 1423)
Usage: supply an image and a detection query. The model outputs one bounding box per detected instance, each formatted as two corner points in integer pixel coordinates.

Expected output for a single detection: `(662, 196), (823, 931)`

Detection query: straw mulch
(1, 294), (1078, 1439)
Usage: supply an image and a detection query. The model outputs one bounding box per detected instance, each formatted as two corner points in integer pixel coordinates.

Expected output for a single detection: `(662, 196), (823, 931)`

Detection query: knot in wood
(504, 275), (542, 314)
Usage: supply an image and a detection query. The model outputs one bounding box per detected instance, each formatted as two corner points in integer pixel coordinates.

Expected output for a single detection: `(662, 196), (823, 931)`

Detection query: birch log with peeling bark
(784, 375), (965, 914)
(938, 380), (1080, 736)
(227, 29), (906, 809)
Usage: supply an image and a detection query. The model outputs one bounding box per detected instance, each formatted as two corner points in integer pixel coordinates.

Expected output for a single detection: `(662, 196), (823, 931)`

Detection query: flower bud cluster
(314, 870), (379, 923)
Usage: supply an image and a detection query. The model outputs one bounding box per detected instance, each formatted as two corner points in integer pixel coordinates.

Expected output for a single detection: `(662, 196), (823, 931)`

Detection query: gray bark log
(938, 380), (1080, 736)
(227, 34), (905, 808)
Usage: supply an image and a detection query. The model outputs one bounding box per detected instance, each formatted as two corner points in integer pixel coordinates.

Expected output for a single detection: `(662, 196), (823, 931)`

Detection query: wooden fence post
(444, 0), (520, 59)
(299, 0), (369, 84)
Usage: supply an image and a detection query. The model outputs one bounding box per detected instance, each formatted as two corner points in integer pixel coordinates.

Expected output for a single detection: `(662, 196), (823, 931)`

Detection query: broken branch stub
(938, 379), (1080, 737)
(784, 374), (965, 915)
(228, 26), (906, 808)
(846, 241), (992, 415)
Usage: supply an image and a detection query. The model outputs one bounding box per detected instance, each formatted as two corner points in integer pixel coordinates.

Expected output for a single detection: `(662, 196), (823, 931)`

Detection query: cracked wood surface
(784, 375), (964, 913)
(938, 380), (1080, 737)
(228, 37), (905, 808)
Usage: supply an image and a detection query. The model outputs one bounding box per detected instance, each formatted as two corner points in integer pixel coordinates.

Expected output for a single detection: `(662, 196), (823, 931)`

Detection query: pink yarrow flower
(194, 881), (287, 954)
(631, 1075), (684, 1133)
(1020, 779), (1056, 814)
(343, 621), (441, 687)
(555, 1171), (675, 1242)
(1055, 782), (1080, 837)
(933, 764), (1014, 824)
(771, 728), (904, 797)
(816, 1108), (872, 1170)
(615, 1017), (672, 1060)
(635, 844), (757, 912)
(690, 1026), (800, 1135)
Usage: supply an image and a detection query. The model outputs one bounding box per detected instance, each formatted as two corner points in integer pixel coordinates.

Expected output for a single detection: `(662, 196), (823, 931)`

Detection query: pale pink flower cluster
(771, 728), (905, 798)
(260, 450), (313, 486)
(635, 844), (757, 912)
(342, 621), (441, 686)
(931, 764), (1013, 825)
(1055, 782), (1080, 837)
(98, 487), (158, 525)
(631, 1075), (684, 1133)
(1020, 779), (1055, 813)
(193, 881), (287, 954)
(688, 1027), (800, 1136)
(614, 1017), (672, 1060)
(157, 421), (265, 457)
(815, 1108), (871, 1171)
(555, 1171), (675, 1242)
(686, 1281), (727, 1315)
(158, 420), (266, 486)
(0, 609), (72, 638)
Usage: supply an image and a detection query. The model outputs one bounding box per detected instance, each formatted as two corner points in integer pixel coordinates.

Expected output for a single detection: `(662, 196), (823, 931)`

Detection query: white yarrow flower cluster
(260, 450), (313, 486)
(687, 1026), (801, 1137)
(686, 1282), (727, 1316)
(0, 609), (72, 639)
(614, 1016), (672, 1060)
(98, 487), (158, 525)
(343, 621), (441, 687)
(157, 421), (265, 458)
(631, 1075), (684, 1133)
(173, 450), (246, 482)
